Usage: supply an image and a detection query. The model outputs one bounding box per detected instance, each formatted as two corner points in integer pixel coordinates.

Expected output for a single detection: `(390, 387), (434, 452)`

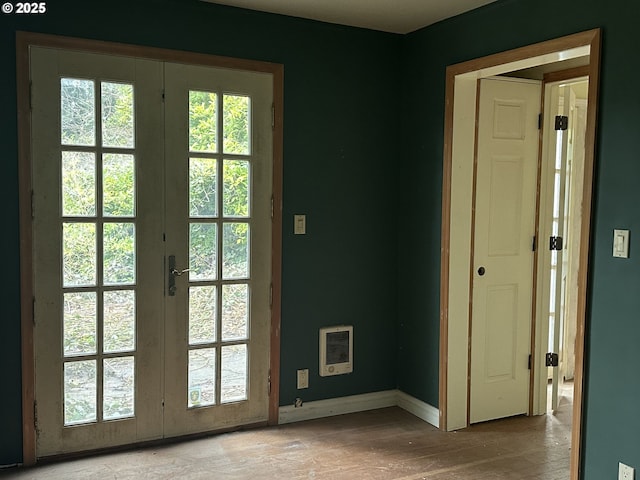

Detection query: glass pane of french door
(163, 63), (272, 438)
(31, 46), (273, 456)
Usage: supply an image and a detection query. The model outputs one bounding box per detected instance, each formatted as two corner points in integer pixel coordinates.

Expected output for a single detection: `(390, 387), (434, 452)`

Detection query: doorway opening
(439, 29), (601, 480)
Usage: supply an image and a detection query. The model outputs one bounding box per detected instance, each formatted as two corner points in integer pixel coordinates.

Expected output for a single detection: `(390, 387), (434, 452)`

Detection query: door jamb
(439, 28), (601, 480)
(16, 31), (284, 465)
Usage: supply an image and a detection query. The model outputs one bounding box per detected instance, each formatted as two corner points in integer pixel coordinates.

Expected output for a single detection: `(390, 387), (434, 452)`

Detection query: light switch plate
(613, 229), (630, 258)
(294, 214), (306, 235)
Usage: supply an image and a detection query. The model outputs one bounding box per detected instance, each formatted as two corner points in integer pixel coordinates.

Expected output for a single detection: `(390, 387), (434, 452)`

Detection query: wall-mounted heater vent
(319, 326), (353, 377)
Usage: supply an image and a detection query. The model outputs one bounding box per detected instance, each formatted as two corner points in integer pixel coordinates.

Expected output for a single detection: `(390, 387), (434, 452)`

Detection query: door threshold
(34, 420), (268, 466)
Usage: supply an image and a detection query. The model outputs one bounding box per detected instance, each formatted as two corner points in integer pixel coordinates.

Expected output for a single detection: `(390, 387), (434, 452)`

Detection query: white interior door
(470, 77), (541, 424)
(31, 47), (273, 457)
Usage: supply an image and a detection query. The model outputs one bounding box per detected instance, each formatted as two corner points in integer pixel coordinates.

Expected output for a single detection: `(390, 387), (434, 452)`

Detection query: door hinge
(271, 103), (275, 129)
(532, 235), (536, 252)
(270, 195), (274, 220)
(554, 115), (568, 131)
(546, 352), (559, 367)
(267, 369), (272, 396)
(538, 113), (542, 130)
(528, 354), (532, 370)
(162, 89), (165, 102)
(34, 401), (39, 434)
(549, 236), (563, 251)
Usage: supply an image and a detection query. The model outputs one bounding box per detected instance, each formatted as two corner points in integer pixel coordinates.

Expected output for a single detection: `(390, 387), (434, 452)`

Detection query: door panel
(162, 63), (272, 437)
(487, 156), (524, 256)
(484, 284), (518, 381)
(32, 47), (165, 455)
(470, 77), (540, 424)
(31, 47), (273, 456)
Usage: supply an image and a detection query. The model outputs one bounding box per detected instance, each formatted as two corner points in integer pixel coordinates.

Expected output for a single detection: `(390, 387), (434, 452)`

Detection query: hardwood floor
(1, 392), (572, 480)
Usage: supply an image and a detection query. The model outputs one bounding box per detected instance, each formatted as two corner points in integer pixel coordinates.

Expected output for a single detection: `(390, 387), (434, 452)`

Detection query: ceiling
(202, 0), (498, 34)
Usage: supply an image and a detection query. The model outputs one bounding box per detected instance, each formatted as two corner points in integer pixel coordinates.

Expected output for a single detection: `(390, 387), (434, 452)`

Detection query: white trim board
(396, 390), (440, 427)
(278, 390), (439, 428)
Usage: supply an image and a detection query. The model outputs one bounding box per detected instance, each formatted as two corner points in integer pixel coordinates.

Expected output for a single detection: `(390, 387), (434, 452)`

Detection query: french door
(30, 46), (273, 456)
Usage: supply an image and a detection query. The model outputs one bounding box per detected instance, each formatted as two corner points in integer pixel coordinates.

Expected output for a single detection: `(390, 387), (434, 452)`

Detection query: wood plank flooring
(0, 391), (572, 480)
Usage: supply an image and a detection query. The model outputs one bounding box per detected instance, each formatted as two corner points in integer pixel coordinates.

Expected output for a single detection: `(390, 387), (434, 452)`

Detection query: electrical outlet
(297, 369), (309, 389)
(619, 462), (635, 480)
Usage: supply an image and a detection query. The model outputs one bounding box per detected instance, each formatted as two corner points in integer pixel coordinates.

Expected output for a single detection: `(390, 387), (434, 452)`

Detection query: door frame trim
(16, 31), (284, 465)
(439, 28), (601, 480)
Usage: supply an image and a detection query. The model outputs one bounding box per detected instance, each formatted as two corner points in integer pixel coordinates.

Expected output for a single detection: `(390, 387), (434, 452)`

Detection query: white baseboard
(278, 390), (398, 424)
(396, 390), (440, 427)
(278, 389), (439, 428)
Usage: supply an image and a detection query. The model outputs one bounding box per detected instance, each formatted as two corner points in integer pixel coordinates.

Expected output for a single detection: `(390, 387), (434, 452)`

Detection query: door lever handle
(171, 267), (190, 277)
(168, 255), (188, 296)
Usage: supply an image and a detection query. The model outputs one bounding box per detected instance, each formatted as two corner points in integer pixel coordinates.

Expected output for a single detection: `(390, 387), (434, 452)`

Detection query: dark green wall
(0, 0), (400, 465)
(3, 0), (640, 477)
(398, 0), (640, 478)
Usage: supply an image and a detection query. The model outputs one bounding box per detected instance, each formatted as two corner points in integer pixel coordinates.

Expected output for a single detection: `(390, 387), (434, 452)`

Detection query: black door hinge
(545, 352), (559, 367)
(549, 236), (563, 251)
(528, 354), (532, 370)
(555, 115), (568, 131)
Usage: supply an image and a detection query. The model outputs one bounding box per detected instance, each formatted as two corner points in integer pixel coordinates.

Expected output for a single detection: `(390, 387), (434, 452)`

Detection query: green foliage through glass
(102, 82), (134, 148)
(61, 78), (95, 146)
(190, 91), (217, 153)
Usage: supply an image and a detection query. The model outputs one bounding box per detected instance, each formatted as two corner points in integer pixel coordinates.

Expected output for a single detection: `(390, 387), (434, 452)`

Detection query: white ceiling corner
(202, 0), (498, 34)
